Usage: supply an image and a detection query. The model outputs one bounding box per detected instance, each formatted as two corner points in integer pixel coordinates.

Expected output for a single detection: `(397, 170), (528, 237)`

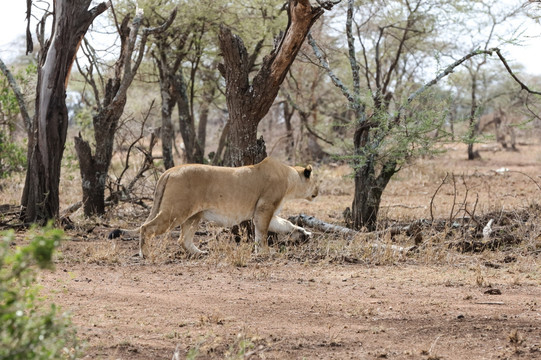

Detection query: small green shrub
(0, 131), (26, 178)
(0, 223), (79, 360)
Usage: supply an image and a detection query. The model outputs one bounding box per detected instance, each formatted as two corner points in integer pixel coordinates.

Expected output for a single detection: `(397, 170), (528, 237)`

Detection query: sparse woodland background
(1, 1), (541, 359)
(1, 0), (541, 229)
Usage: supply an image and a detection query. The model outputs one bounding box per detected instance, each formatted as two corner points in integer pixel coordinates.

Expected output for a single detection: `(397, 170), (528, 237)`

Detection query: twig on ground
(430, 173), (449, 222)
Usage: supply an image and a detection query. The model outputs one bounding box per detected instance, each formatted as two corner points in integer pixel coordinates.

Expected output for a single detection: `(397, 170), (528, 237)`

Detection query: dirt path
(39, 257), (541, 359)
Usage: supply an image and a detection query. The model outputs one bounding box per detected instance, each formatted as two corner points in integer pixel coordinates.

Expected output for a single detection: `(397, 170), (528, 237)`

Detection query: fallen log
(288, 214), (417, 254)
(289, 214), (358, 237)
(60, 201), (82, 217)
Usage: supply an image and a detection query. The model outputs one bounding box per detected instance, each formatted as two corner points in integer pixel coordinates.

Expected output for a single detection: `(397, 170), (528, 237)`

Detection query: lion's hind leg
(180, 213), (206, 256)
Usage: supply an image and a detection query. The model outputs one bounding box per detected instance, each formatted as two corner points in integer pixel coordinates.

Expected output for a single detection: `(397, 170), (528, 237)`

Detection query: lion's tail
(108, 171), (172, 240)
(146, 170), (170, 222)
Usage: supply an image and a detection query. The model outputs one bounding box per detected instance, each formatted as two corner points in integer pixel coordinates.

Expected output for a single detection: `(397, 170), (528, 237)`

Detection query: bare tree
(73, 8), (176, 217)
(20, 0), (109, 223)
(152, 25), (207, 166)
(218, 0), (337, 167)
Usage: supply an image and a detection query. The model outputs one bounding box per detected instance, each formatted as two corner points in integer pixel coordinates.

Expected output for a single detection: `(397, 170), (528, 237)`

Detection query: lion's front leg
(269, 216), (311, 237)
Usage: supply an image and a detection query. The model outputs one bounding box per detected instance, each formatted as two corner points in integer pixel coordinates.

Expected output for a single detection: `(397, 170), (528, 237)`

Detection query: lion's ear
(303, 165), (313, 179)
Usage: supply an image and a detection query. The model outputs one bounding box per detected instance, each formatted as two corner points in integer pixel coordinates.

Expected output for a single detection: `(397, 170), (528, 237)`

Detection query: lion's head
(294, 164), (319, 201)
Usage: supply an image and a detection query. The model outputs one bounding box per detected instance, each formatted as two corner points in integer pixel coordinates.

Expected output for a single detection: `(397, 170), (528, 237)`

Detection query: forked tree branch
(307, 33), (356, 105)
(492, 48), (541, 96)
(0, 58), (32, 133)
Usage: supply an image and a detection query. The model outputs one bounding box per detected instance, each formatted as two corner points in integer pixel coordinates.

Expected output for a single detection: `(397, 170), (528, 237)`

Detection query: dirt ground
(26, 143), (541, 359)
(39, 260), (541, 360)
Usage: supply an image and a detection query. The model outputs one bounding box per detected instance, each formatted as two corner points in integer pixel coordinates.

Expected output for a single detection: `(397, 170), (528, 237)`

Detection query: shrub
(0, 131), (26, 178)
(0, 223), (79, 359)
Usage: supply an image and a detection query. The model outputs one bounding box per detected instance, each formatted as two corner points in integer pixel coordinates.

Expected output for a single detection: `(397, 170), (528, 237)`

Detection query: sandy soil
(24, 143), (541, 359)
(39, 258), (540, 359)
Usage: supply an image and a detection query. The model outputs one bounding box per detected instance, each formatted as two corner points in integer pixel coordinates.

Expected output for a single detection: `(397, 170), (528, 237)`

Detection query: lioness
(110, 157), (318, 258)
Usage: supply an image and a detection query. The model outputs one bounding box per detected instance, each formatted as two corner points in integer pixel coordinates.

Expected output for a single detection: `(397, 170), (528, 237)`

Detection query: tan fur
(136, 157), (318, 257)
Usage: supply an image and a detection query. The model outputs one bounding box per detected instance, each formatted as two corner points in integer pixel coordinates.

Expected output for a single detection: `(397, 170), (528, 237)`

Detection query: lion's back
(156, 161), (286, 224)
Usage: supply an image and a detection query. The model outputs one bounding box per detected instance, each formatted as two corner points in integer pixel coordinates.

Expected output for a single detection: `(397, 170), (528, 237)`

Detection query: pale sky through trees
(0, 0), (540, 74)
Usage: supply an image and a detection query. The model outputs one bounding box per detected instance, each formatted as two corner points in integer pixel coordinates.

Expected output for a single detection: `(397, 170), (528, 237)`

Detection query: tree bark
(218, 0), (332, 167)
(194, 87), (213, 162)
(21, 0), (109, 223)
(74, 78), (125, 216)
(154, 42), (177, 170)
(74, 133), (106, 215)
(152, 27), (187, 169)
(467, 73), (479, 160)
(160, 91), (175, 170)
(177, 70), (203, 163)
(352, 160), (396, 231)
(351, 123), (397, 231)
(282, 101), (295, 161)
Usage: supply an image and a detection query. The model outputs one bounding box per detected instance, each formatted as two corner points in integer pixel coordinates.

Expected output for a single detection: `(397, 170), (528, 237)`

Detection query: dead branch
(291, 202), (536, 254)
(288, 214), (418, 253)
(492, 49), (541, 96)
(449, 174), (457, 223)
(116, 100), (156, 186)
(0, 204), (22, 227)
(430, 173), (449, 222)
(126, 133), (159, 196)
(0, 58), (32, 133)
(106, 100), (159, 208)
(453, 175), (479, 226)
(290, 214), (358, 236)
(60, 201), (83, 217)
(475, 302), (505, 305)
(507, 170), (541, 192)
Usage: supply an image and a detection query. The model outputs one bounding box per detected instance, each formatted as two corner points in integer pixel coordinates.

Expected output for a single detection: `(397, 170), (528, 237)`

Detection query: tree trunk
(74, 135), (105, 215)
(351, 118), (397, 231)
(218, 0), (332, 167)
(153, 24), (206, 165)
(283, 101), (295, 161)
(212, 122), (229, 165)
(161, 95), (175, 169)
(352, 158), (397, 231)
(21, 1), (109, 223)
(467, 73), (478, 160)
(194, 85), (214, 162)
(74, 81), (125, 216)
(153, 33), (182, 169)
(228, 114), (267, 167)
(156, 68), (176, 169)
(177, 71), (203, 164)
